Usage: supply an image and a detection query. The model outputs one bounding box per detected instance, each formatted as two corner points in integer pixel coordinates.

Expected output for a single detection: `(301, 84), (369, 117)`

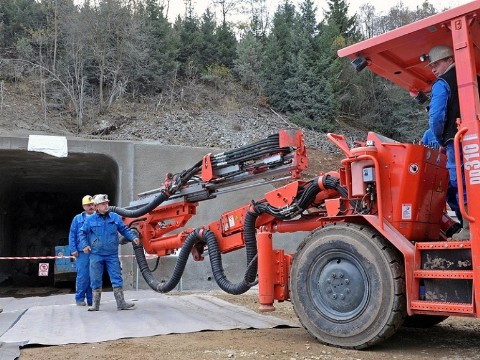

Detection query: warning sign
(402, 204), (412, 220)
(38, 263), (49, 276)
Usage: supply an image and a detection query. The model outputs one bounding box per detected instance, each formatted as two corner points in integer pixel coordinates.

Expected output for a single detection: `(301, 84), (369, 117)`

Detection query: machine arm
(112, 129), (307, 217)
(114, 130), (355, 297)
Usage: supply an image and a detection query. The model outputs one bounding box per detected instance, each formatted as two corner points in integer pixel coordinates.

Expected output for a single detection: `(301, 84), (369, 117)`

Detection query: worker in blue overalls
(79, 194), (139, 311)
(69, 195), (95, 306)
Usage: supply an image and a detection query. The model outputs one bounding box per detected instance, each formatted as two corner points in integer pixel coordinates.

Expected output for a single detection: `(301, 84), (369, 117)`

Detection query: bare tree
(360, 0), (437, 37)
(213, 0), (239, 25)
(163, 0), (171, 18)
(59, 3), (92, 128)
(6, 58), (86, 128)
(238, 0), (269, 37)
(0, 81), (4, 114)
(86, 0), (142, 113)
(357, 4), (376, 39)
(39, 0), (60, 74)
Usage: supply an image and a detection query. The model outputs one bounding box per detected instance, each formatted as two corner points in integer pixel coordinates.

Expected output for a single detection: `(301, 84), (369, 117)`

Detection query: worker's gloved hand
(119, 237), (128, 245)
(72, 251), (79, 257)
(83, 246), (91, 254)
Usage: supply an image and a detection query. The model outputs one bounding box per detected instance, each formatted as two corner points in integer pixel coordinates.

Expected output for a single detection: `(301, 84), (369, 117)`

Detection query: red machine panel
(368, 133), (448, 241)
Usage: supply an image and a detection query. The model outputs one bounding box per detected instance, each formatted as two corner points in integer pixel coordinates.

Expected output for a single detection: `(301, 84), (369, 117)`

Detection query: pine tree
(199, 9), (218, 69)
(323, 0), (357, 40)
(138, 0), (178, 93)
(234, 31), (263, 94)
(284, 0), (336, 131)
(175, 3), (202, 78)
(215, 23), (237, 68)
(0, 0), (46, 51)
(262, 0), (296, 111)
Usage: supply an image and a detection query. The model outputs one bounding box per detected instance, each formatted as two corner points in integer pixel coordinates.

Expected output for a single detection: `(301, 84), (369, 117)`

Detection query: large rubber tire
(402, 315), (448, 328)
(290, 223), (406, 349)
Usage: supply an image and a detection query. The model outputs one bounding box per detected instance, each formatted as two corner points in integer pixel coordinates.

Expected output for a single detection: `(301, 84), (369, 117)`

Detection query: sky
(166, 0), (474, 22)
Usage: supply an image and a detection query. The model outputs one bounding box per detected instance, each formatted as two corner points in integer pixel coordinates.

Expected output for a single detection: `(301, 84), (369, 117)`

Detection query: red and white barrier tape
(0, 254), (158, 260)
(0, 256), (73, 260)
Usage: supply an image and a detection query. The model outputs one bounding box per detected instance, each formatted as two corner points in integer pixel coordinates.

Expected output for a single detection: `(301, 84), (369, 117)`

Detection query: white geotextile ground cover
(0, 290), (295, 360)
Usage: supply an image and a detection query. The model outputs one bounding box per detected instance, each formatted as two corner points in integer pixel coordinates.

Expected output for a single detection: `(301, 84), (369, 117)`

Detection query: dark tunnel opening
(0, 150), (118, 290)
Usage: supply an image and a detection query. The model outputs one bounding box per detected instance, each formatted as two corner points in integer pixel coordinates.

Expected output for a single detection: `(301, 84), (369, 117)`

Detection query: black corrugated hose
(111, 160), (203, 218)
(203, 229), (256, 294)
(322, 174), (345, 196)
(322, 174), (363, 211)
(131, 175), (347, 295)
(133, 229), (202, 292)
(133, 226), (259, 295)
(111, 191), (170, 218)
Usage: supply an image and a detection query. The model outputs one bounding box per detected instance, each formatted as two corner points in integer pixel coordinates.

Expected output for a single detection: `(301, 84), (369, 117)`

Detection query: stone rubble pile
(89, 108), (366, 154)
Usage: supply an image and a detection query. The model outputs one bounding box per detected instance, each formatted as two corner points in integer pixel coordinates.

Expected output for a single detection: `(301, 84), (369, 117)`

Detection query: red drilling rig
(112, 2), (480, 349)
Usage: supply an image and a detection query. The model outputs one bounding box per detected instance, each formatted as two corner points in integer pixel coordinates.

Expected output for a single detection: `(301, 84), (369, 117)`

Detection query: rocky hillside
(0, 81), (367, 175)
(87, 107), (366, 153)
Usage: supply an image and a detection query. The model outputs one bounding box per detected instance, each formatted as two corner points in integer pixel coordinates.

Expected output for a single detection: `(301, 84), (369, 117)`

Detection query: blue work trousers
(447, 182), (463, 225)
(75, 252), (92, 304)
(89, 253), (123, 290)
(446, 142), (467, 223)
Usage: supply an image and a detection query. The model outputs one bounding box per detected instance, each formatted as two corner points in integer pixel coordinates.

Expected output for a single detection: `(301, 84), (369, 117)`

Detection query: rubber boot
(113, 287), (135, 310)
(88, 288), (102, 311)
(452, 206), (470, 241)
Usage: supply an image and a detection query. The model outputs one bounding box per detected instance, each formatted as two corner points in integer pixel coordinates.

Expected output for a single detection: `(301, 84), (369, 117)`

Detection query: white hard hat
(93, 194), (109, 205)
(428, 45), (453, 65)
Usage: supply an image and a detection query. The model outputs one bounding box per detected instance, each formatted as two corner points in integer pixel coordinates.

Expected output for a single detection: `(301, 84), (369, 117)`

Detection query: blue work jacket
(69, 212), (89, 254)
(79, 211), (136, 256)
(429, 77), (450, 146)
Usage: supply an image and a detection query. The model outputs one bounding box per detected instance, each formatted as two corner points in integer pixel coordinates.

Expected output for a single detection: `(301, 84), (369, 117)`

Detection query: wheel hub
(313, 257), (367, 318)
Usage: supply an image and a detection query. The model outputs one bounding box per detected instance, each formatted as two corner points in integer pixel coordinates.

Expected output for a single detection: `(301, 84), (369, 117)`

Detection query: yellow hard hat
(82, 195), (94, 205)
(428, 45), (453, 65)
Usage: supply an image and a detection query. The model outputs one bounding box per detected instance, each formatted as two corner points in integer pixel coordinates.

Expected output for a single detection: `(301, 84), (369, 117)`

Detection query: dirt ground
(17, 291), (480, 360)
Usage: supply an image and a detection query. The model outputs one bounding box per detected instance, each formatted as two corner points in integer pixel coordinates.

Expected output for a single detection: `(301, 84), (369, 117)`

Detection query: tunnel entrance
(0, 149), (118, 290)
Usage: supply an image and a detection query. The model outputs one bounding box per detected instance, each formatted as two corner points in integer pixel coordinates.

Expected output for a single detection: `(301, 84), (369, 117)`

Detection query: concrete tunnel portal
(0, 149), (118, 287)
